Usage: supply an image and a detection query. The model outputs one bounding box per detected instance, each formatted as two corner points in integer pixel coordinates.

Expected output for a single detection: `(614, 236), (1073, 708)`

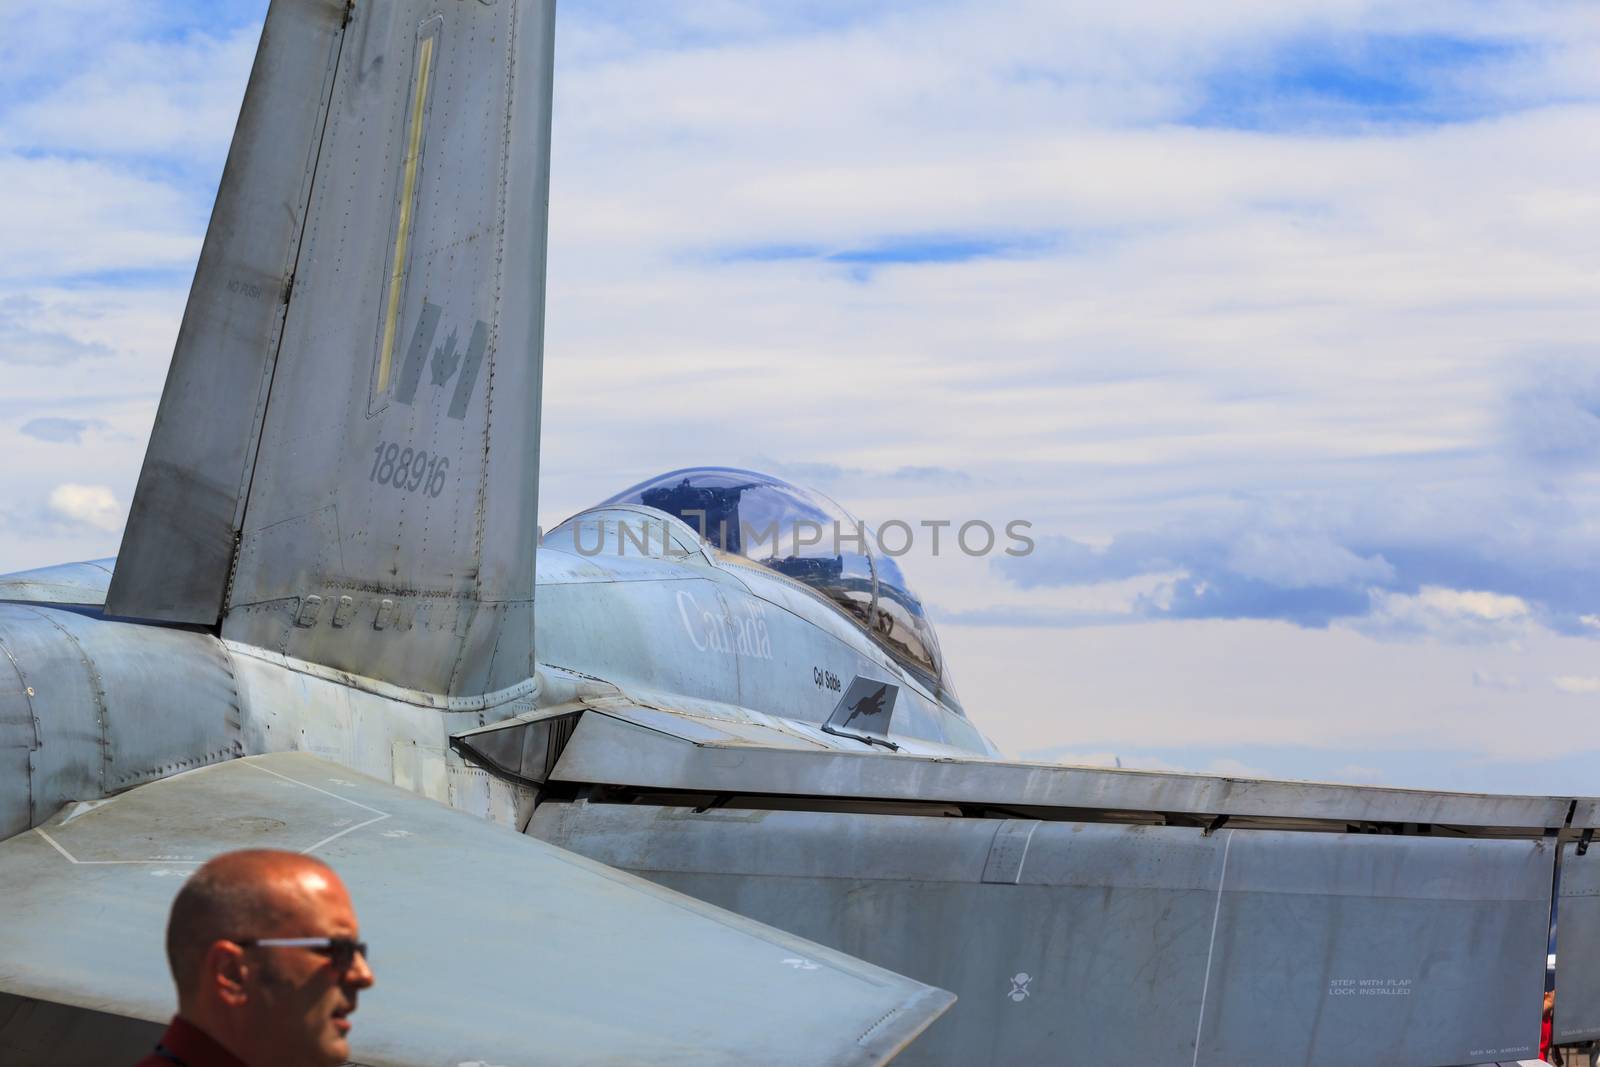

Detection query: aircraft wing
(506, 699), (1599, 1067)
(0, 752), (952, 1067)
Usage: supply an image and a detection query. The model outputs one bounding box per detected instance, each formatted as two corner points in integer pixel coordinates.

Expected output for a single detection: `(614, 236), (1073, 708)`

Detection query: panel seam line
(1193, 828), (1232, 1067)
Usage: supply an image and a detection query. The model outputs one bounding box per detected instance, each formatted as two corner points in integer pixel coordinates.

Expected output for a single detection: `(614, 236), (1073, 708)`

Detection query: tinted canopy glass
(600, 467), (951, 696)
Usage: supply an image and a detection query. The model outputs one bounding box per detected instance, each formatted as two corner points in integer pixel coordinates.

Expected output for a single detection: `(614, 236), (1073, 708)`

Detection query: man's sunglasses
(235, 937), (369, 969)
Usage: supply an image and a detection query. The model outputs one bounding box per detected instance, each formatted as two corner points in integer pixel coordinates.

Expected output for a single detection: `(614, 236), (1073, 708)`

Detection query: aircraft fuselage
(0, 502), (991, 843)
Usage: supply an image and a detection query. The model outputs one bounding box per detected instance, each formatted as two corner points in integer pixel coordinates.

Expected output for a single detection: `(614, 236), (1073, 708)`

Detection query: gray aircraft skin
(1, 2), (1598, 1065)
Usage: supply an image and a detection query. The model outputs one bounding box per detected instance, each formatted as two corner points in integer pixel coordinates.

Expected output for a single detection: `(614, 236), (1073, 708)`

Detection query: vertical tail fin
(108, 0), (556, 697)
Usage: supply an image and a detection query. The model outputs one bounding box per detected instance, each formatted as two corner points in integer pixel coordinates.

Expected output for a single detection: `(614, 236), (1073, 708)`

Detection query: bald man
(134, 850), (376, 1067)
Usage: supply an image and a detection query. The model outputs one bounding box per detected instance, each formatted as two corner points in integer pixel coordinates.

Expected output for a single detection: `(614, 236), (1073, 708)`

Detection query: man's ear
(205, 941), (250, 1007)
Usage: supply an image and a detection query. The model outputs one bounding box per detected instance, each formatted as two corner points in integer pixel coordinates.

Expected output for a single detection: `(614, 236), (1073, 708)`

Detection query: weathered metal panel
(1198, 830), (1552, 1067)
(978, 819), (1040, 885)
(602, 700), (830, 750)
(552, 709), (1573, 829)
(107, 0), (347, 624)
(1557, 845), (1600, 1043)
(221, 0), (554, 697)
(0, 605), (241, 832)
(51, 611), (241, 796)
(0, 623), (35, 841)
(536, 577), (745, 711)
(533, 803), (1224, 1065)
(0, 559), (114, 607)
(227, 642), (538, 828)
(533, 544), (974, 752)
(0, 741), (29, 842)
(0, 993), (163, 1067)
(533, 801), (1559, 1067)
(0, 605), (104, 828)
(1574, 799), (1600, 831)
(449, 706), (586, 786)
(0, 754), (951, 1066)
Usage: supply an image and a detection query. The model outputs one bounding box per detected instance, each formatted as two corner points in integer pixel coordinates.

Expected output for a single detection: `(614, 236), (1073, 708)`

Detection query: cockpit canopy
(600, 467), (955, 703)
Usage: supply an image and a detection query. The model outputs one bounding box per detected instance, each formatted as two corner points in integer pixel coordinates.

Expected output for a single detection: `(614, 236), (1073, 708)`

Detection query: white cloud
(0, 28), (259, 160)
(1471, 670), (1525, 692)
(47, 484), (122, 532)
(0, 156), (200, 284)
(1416, 588), (1531, 621)
(1553, 675), (1600, 695)
(1356, 587), (1534, 644)
(0, 296), (116, 366)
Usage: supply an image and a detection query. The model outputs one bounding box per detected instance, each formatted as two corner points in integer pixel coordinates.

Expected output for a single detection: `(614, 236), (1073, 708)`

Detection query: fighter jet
(1, 2), (1597, 1065)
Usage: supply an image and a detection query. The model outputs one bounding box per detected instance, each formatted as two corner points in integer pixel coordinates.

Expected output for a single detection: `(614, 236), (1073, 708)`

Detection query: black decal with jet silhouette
(823, 676), (900, 750)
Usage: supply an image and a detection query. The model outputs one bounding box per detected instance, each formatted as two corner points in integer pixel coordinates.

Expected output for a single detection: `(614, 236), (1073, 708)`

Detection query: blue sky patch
(20, 417), (95, 444)
(561, 0), (943, 52)
(52, 266), (197, 291)
(996, 500), (1600, 639)
(1186, 32), (1523, 131)
(720, 232), (1055, 271)
(720, 243), (829, 263)
(827, 234), (1044, 265)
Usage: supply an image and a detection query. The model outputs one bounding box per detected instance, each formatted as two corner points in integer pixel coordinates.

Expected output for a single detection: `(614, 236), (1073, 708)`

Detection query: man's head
(166, 850), (375, 1067)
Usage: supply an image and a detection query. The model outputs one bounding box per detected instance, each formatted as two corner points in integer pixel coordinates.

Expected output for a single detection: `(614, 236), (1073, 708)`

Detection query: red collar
(153, 1016), (250, 1067)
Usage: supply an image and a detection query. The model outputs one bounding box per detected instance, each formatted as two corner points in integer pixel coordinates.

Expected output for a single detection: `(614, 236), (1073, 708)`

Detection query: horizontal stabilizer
(0, 754), (952, 1067)
(536, 801), (1557, 1066)
(549, 704), (1584, 830)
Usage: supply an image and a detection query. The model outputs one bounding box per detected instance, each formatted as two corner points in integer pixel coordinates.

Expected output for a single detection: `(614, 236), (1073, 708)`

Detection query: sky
(3, 0), (1599, 795)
